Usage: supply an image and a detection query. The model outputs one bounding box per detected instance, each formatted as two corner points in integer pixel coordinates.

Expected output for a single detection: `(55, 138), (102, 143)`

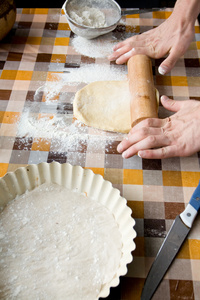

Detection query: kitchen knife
(141, 180), (200, 300)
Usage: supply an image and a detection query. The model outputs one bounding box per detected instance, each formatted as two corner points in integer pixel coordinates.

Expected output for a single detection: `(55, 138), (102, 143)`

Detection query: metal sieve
(62, 0), (164, 39)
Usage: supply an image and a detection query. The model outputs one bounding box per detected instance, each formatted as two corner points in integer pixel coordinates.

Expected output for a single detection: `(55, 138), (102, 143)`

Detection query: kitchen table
(0, 7), (200, 300)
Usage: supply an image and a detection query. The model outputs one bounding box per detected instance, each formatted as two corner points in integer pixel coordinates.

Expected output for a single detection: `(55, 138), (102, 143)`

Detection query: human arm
(108, 0), (200, 74)
(117, 96), (200, 159)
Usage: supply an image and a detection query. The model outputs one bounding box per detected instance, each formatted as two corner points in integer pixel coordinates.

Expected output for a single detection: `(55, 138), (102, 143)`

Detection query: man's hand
(117, 96), (200, 159)
(108, 3), (196, 75)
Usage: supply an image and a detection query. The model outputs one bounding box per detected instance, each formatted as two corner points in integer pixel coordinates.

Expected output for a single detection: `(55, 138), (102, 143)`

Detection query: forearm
(108, 0), (200, 72)
(172, 0), (200, 25)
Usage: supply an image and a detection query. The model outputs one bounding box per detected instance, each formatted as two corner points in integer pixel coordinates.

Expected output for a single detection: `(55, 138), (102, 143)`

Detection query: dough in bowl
(73, 80), (131, 133)
(0, 183), (122, 300)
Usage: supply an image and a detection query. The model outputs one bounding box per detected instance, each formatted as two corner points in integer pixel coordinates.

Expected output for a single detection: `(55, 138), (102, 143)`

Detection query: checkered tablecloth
(0, 7), (200, 300)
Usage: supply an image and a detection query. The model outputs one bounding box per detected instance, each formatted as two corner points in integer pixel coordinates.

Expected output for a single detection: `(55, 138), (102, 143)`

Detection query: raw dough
(73, 80), (131, 133)
(0, 183), (122, 300)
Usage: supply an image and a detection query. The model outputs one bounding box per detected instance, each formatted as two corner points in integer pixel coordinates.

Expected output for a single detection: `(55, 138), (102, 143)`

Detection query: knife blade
(141, 180), (200, 300)
(121, 8), (166, 16)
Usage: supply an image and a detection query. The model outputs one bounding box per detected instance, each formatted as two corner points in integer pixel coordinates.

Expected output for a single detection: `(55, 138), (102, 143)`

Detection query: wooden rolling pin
(128, 55), (158, 127)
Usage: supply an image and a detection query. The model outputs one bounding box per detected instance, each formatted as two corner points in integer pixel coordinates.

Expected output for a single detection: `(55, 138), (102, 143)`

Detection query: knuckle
(134, 34), (140, 42)
(163, 129), (169, 137)
(149, 43), (156, 55)
(161, 147), (168, 158)
(141, 127), (149, 136)
(147, 135), (156, 144)
(144, 118), (154, 127)
(145, 38), (158, 55)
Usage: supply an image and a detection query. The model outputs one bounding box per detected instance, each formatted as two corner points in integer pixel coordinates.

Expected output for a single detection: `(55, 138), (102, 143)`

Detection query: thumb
(158, 50), (179, 75)
(161, 95), (183, 112)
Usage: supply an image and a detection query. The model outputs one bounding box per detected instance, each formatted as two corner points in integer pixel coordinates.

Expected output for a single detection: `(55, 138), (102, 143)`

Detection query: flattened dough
(73, 81), (131, 133)
(0, 183), (122, 300)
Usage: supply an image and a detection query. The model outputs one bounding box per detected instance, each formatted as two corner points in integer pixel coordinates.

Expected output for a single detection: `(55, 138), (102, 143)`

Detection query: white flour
(17, 112), (123, 153)
(68, 4), (107, 28)
(17, 61), (127, 159)
(62, 64), (127, 82)
(71, 19), (135, 59)
(0, 183), (122, 299)
(72, 34), (116, 58)
(34, 64), (127, 103)
(17, 63), (126, 155)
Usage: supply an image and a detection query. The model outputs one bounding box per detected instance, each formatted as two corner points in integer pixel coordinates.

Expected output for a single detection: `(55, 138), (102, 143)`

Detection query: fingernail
(108, 54), (114, 60)
(158, 66), (168, 75)
(117, 144), (122, 152)
(122, 151), (128, 159)
(161, 95), (168, 101)
(138, 151), (146, 158)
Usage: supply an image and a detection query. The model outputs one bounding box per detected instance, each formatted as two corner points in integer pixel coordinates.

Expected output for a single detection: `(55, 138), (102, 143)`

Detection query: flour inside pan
(0, 183), (122, 300)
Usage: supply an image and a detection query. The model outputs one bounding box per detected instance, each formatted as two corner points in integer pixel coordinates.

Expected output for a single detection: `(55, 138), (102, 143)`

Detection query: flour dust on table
(16, 64), (126, 163)
(72, 34), (116, 58)
(34, 64), (127, 101)
(71, 28), (134, 59)
(17, 110), (124, 155)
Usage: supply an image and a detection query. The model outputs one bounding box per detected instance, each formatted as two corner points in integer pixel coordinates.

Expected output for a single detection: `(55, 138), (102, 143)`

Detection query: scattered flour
(17, 111), (124, 153)
(0, 183), (122, 299)
(18, 63), (127, 158)
(34, 64), (127, 103)
(72, 34), (116, 58)
(61, 64), (127, 83)
(34, 81), (66, 103)
(71, 30), (136, 59)
(68, 4), (107, 28)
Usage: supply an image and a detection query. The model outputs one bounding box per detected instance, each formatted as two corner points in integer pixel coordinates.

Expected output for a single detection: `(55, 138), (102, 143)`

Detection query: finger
(109, 34), (154, 62)
(108, 36), (137, 60)
(138, 145), (178, 159)
(108, 44), (133, 61)
(121, 134), (170, 159)
(115, 48), (137, 64)
(117, 126), (164, 153)
(161, 95), (189, 113)
(115, 43), (161, 64)
(129, 117), (167, 134)
(158, 47), (184, 75)
(112, 34), (147, 52)
(112, 40), (130, 51)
